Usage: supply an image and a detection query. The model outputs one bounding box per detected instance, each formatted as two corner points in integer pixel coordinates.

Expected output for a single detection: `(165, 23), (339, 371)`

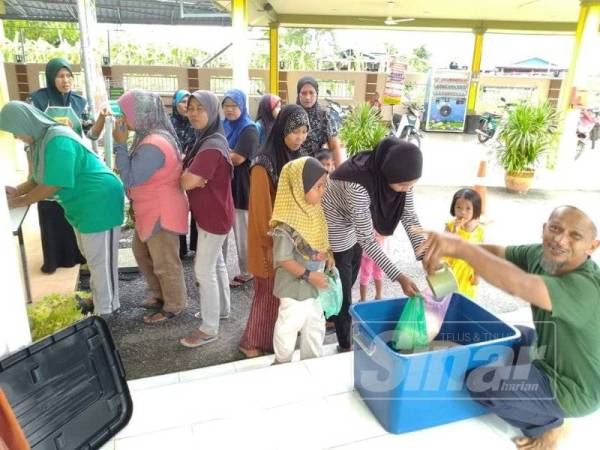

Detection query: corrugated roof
(0, 0), (231, 26)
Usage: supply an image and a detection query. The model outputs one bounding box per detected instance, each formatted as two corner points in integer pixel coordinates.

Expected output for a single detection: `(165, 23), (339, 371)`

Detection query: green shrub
(339, 103), (388, 157)
(28, 292), (90, 341)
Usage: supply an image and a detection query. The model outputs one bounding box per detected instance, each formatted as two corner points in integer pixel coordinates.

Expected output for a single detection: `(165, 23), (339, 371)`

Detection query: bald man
(419, 205), (600, 450)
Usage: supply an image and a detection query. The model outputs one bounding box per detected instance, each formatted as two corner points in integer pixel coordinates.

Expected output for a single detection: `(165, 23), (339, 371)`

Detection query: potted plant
(496, 101), (558, 193)
(339, 103), (389, 156)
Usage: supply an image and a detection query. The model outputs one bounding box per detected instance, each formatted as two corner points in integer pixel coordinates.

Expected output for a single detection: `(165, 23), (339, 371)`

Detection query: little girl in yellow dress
(444, 188), (484, 299)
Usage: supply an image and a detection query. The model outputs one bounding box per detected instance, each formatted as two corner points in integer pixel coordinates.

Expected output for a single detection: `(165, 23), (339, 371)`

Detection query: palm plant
(496, 101), (558, 174)
(339, 103), (388, 156)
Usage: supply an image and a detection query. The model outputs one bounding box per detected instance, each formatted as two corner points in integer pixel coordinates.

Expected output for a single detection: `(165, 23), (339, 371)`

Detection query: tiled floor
(102, 308), (599, 450)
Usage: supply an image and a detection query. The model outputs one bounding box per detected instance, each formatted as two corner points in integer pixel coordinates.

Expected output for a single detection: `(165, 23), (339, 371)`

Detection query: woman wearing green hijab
(1, 101), (125, 316)
(28, 58), (109, 274)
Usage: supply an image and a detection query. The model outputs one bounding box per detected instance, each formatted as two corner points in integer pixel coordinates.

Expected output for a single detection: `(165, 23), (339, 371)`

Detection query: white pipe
(104, 115), (114, 168)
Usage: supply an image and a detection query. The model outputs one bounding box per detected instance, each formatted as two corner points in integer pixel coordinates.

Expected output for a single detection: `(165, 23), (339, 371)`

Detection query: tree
(408, 44), (431, 73)
(3, 20), (80, 46)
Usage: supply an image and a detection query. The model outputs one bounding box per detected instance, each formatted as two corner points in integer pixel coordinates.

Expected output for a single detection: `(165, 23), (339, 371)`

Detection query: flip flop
(143, 309), (179, 324)
(141, 298), (164, 310)
(180, 330), (218, 348)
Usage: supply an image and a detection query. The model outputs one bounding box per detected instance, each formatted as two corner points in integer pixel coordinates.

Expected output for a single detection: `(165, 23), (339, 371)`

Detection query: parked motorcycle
(475, 97), (512, 143)
(324, 89), (352, 129)
(575, 108), (600, 160)
(390, 102), (423, 148)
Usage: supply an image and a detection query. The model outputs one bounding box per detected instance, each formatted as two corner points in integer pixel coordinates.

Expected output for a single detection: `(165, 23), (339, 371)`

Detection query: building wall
(4, 62), (561, 119)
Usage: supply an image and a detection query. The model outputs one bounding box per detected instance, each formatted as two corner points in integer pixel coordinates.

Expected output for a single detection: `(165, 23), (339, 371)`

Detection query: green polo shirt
(506, 244), (600, 417)
(38, 136), (124, 233)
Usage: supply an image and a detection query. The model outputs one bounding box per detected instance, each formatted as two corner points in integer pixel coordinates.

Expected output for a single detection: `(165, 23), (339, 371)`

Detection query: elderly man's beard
(540, 256), (565, 275)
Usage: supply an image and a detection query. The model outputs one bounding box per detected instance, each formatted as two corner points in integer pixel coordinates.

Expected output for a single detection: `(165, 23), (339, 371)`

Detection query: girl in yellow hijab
(270, 157), (333, 363)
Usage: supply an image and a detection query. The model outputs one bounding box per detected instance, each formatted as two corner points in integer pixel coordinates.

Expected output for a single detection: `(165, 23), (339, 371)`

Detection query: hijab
(29, 58), (86, 116)
(171, 89), (190, 121)
(0, 101), (88, 181)
(331, 136), (423, 236)
(296, 76), (333, 156)
(117, 90), (180, 154)
(270, 157), (329, 252)
(255, 93), (280, 140)
(222, 88), (256, 149)
(296, 76), (321, 125)
(183, 90), (232, 172)
(252, 104), (310, 185)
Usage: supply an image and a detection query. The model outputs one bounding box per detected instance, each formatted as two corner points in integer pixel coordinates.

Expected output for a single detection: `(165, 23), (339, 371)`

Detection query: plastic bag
(318, 268), (343, 319)
(392, 294), (429, 352)
(422, 288), (453, 341)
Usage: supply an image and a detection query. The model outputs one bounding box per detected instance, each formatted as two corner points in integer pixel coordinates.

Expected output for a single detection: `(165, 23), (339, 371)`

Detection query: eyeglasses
(222, 103), (240, 110)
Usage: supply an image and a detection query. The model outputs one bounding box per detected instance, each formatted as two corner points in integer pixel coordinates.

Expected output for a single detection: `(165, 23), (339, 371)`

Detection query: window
(317, 80), (354, 100)
(122, 74), (178, 95)
(209, 76), (266, 96)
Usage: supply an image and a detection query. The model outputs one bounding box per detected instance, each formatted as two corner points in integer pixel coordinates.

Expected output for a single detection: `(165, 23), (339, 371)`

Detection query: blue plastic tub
(349, 294), (521, 434)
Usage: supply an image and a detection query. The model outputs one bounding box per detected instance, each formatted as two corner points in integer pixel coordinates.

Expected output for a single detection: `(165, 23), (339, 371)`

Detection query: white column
(0, 20), (31, 357)
(231, 0), (250, 94)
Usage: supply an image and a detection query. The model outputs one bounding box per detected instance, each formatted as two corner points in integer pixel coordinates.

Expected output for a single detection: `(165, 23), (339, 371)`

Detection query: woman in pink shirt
(115, 90), (189, 323)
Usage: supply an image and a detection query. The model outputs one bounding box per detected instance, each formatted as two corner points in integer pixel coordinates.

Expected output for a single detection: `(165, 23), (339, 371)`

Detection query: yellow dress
(444, 219), (484, 299)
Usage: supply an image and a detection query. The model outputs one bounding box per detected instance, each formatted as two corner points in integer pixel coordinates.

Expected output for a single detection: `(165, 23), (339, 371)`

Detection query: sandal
(229, 275), (254, 288)
(141, 298), (164, 310)
(239, 347), (264, 358)
(180, 329), (218, 348)
(143, 309), (179, 324)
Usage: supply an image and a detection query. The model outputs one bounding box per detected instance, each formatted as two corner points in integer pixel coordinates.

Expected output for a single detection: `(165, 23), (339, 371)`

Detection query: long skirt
(38, 200), (85, 273)
(239, 276), (279, 353)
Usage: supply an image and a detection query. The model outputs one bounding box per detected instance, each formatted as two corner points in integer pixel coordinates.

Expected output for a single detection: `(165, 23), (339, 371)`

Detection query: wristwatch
(300, 269), (311, 282)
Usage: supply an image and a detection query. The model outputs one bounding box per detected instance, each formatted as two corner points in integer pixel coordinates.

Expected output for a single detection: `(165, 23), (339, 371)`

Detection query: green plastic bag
(392, 294), (429, 352)
(318, 268), (343, 319)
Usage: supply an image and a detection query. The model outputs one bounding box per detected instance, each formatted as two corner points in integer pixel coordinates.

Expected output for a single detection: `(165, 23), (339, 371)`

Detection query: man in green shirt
(419, 205), (600, 450)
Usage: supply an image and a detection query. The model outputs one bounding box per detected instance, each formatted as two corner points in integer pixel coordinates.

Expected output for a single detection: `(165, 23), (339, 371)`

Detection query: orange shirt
(247, 165), (276, 278)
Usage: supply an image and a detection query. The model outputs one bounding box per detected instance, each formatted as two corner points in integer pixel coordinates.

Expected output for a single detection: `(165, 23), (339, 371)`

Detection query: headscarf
(270, 157), (329, 252)
(29, 58), (86, 116)
(183, 90), (232, 173)
(222, 88), (256, 150)
(296, 76), (334, 156)
(331, 136), (423, 236)
(0, 101), (88, 181)
(171, 89), (190, 121)
(117, 90), (180, 154)
(170, 89), (196, 151)
(255, 93), (281, 140)
(252, 104), (310, 185)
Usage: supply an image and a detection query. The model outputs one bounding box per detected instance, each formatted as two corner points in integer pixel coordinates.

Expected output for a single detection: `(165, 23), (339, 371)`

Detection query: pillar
(467, 29), (485, 115)
(269, 22), (279, 95)
(554, 0), (600, 165)
(232, 0), (250, 94)
(0, 20), (32, 356)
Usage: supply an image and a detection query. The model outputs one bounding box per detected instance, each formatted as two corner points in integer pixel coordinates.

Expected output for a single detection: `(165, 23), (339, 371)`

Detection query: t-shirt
(231, 126), (259, 210)
(506, 244), (600, 417)
(187, 149), (234, 235)
(39, 136), (124, 233)
(272, 224), (326, 301)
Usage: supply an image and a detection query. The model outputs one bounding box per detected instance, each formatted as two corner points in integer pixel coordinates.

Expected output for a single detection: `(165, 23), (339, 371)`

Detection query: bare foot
(513, 422), (570, 450)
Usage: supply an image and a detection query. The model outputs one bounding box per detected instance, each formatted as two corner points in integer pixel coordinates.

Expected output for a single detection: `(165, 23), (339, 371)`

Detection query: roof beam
(276, 14), (577, 33)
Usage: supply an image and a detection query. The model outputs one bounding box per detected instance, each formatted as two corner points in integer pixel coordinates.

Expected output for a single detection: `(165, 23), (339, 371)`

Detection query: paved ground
(101, 183), (600, 380)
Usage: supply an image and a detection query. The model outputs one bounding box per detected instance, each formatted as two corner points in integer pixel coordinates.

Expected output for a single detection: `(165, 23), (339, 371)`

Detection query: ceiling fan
(358, 1), (415, 26)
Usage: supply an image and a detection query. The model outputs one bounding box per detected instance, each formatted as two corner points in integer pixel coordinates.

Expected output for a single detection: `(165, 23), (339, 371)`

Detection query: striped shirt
(322, 179), (424, 281)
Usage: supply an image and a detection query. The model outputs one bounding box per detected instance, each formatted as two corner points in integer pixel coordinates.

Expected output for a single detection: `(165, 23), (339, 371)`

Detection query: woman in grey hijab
(180, 91), (235, 348)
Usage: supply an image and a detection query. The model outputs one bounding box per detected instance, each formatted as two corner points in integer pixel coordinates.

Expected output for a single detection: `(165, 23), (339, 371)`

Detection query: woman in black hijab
(239, 104), (311, 358)
(296, 76), (344, 167)
(322, 136), (425, 351)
